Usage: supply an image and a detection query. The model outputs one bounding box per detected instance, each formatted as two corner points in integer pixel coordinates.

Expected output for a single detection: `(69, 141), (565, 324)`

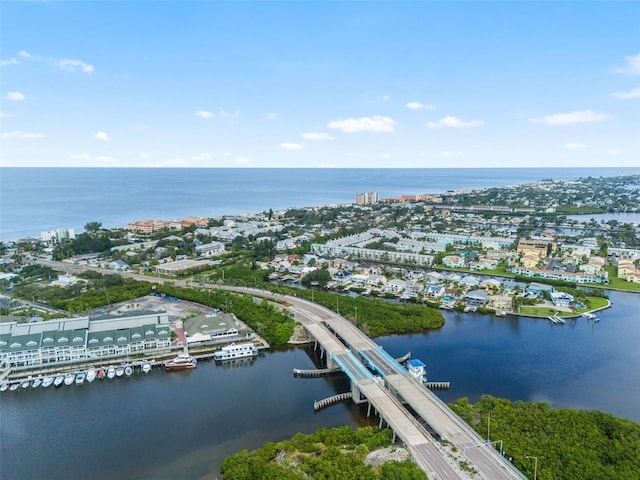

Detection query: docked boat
(86, 367), (97, 383)
(53, 374), (65, 388)
(64, 373), (75, 386)
(98, 368), (106, 380)
(21, 379), (31, 389)
(213, 343), (258, 362)
(31, 377), (43, 389)
(124, 365), (133, 377)
(0, 382), (9, 392)
(42, 376), (54, 388)
(165, 353), (197, 371)
(10, 382), (19, 391)
(106, 366), (116, 379)
(75, 371), (86, 385)
(141, 362), (152, 374)
(548, 316), (566, 325)
(115, 366), (125, 377)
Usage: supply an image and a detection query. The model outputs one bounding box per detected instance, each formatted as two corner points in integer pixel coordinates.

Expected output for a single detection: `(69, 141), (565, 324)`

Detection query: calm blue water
(1, 291), (638, 480)
(2, 167), (638, 240)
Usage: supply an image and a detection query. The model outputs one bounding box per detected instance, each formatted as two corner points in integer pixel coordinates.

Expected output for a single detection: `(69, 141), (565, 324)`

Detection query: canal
(1, 290), (638, 479)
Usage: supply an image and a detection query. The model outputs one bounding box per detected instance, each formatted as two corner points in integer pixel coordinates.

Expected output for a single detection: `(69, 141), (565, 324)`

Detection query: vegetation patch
(220, 426), (426, 480)
(450, 395), (640, 480)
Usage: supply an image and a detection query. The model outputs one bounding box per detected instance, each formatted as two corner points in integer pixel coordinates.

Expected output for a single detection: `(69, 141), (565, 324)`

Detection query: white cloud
(191, 152), (211, 161)
(18, 50), (94, 74)
(139, 152), (150, 159)
(530, 110), (610, 126)
(616, 52), (640, 76)
(265, 112), (279, 120)
(280, 142), (303, 151)
(0, 58), (18, 67)
(68, 153), (91, 160)
(604, 149), (622, 156)
(380, 153), (391, 159)
(2, 131), (44, 140)
(441, 151), (463, 157)
(565, 142), (585, 149)
(6, 91), (26, 101)
(58, 58), (94, 74)
(301, 132), (333, 141)
(196, 110), (213, 119)
(406, 101), (436, 110)
(611, 86), (640, 99)
(220, 109), (240, 119)
(328, 115), (395, 133)
(0, 112), (15, 118)
(94, 156), (114, 163)
(427, 116), (484, 128)
(93, 131), (111, 141)
(382, 94), (390, 101)
(235, 156), (251, 164)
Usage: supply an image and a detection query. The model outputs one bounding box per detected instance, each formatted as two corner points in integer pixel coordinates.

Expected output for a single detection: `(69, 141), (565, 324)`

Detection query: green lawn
(519, 296), (608, 318)
(594, 265), (640, 292)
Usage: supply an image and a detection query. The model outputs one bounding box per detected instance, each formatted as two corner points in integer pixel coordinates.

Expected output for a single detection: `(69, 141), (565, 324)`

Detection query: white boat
(21, 379), (31, 389)
(165, 353), (197, 371)
(53, 375), (65, 388)
(115, 366), (125, 377)
(31, 377), (43, 389)
(42, 376), (54, 388)
(75, 371), (86, 385)
(106, 366), (116, 379)
(406, 359), (427, 383)
(124, 365), (133, 377)
(213, 343), (258, 362)
(141, 362), (152, 374)
(10, 382), (19, 391)
(64, 373), (75, 386)
(86, 367), (97, 383)
(0, 382), (8, 392)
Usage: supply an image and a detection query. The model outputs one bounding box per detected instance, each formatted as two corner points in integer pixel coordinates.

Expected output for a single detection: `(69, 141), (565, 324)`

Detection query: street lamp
(525, 456), (538, 480)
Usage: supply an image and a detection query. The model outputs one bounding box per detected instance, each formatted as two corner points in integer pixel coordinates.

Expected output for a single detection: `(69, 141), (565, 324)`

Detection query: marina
(0, 361), (160, 393)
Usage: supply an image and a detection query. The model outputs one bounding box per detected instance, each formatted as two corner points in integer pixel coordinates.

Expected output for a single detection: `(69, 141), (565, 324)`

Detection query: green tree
(84, 221), (103, 233)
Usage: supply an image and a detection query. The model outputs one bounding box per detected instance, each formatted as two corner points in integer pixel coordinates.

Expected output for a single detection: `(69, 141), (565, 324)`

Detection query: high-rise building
(355, 192), (379, 205)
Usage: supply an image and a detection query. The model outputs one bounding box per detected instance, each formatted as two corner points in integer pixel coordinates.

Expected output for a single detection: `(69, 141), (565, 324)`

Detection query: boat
(124, 365), (133, 377)
(75, 371), (86, 385)
(582, 312), (599, 321)
(86, 367), (97, 383)
(0, 382), (9, 393)
(115, 366), (125, 377)
(406, 359), (427, 383)
(64, 373), (75, 386)
(165, 353), (198, 371)
(106, 366), (116, 379)
(213, 343), (258, 362)
(98, 368), (106, 380)
(141, 362), (152, 374)
(53, 374), (65, 388)
(42, 376), (54, 388)
(31, 377), (43, 389)
(21, 379), (31, 389)
(10, 383), (19, 391)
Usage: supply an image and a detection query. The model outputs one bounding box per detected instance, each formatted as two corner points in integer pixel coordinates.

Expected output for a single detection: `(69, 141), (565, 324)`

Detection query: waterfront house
(464, 289), (490, 306)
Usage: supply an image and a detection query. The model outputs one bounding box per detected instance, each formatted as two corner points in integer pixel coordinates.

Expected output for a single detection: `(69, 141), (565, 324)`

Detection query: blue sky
(1, 1), (638, 168)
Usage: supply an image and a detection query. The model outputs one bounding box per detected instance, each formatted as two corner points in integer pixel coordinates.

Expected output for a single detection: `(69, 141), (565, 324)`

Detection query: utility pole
(487, 410), (491, 442)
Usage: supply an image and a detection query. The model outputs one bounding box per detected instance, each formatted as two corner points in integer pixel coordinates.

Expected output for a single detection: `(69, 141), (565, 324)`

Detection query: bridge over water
(251, 289), (528, 480)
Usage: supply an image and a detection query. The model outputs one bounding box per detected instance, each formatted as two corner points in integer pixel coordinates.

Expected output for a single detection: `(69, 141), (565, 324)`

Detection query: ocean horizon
(2, 167), (639, 241)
